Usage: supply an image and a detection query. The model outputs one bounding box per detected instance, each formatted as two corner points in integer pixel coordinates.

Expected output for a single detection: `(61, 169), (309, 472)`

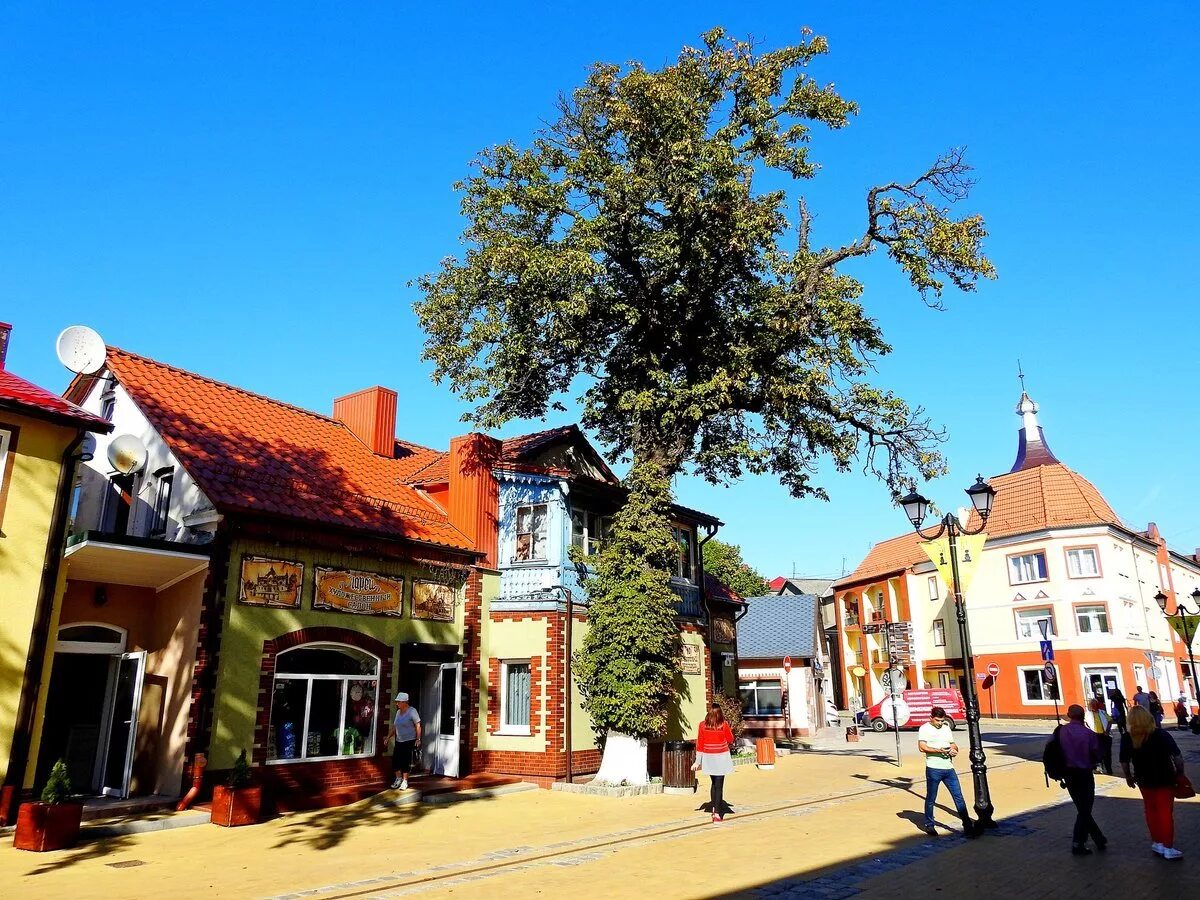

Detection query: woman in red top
(692, 703), (735, 823)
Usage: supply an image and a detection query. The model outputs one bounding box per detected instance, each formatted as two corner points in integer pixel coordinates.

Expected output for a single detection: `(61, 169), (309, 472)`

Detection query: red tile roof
(835, 463), (1125, 590)
(405, 425), (616, 486)
(102, 348), (474, 553)
(0, 368), (109, 431)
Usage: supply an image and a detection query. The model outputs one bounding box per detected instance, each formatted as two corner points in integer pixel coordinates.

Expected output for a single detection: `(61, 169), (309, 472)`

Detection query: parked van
(865, 689), (966, 732)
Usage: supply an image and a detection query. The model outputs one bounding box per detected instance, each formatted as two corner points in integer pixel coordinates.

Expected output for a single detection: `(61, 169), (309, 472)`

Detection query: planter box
(13, 802), (83, 852)
(210, 785), (263, 827)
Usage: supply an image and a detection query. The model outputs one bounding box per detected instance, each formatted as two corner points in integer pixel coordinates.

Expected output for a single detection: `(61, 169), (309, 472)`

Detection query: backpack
(1043, 725), (1068, 786)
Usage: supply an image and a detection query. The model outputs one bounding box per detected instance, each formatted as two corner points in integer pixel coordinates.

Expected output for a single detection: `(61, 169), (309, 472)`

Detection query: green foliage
(573, 459), (681, 738)
(702, 539), (769, 598)
(227, 749), (253, 789)
(39, 760), (72, 805)
(416, 28), (995, 738)
(713, 691), (745, 740)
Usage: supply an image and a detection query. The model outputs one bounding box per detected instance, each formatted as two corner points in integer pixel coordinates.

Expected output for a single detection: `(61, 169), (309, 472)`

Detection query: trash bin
(755, 737), (777, 769)
(662, 740), (697, 795)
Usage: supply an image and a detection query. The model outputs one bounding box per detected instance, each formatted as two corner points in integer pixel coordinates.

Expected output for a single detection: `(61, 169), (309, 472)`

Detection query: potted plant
(13, 760), (83, 852)
(338, 725), (363, 756)
(210, 750), (262, 827)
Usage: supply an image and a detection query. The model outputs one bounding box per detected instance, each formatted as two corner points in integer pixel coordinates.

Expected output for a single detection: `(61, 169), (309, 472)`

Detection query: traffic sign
(1042, 661), (1057, 684)
(1040, 640), (1055, 662)
(987, 662), (1000, 677)
(783, 656), (792, 672)
(862, 623), (887, 634)
(880, 696), (911, 728)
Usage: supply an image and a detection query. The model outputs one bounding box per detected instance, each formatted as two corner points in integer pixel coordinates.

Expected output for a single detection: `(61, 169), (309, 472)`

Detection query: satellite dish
(56, 325), (106, 375)
(107, 434), (148, 475)
(79, 433), (97, 462)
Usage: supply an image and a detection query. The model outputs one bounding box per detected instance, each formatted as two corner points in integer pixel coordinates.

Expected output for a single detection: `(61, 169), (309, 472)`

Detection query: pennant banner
(921, 532), (987, 596)
(1168, 614), (1200, 647)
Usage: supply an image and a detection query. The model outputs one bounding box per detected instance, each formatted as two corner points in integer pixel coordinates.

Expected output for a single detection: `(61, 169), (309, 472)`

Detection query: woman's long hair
(1128, 705), (1156, 750)
(705, 703), (726, 728)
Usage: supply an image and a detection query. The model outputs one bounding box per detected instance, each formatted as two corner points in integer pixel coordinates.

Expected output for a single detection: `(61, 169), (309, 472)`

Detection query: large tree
(416, 28), (994, 782)
(703, 539), (769, 599)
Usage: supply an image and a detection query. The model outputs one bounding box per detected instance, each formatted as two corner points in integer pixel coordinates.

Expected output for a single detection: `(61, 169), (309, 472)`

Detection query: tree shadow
(21, 832), (135, 877)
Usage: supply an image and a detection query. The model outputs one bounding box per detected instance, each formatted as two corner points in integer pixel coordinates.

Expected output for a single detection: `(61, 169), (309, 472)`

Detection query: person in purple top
(1059, 704), (1107, 855)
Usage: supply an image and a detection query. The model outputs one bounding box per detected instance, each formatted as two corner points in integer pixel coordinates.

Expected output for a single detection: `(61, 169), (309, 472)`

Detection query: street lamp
(1155, 589), (1200, 710)
(898, 475), (998, 829)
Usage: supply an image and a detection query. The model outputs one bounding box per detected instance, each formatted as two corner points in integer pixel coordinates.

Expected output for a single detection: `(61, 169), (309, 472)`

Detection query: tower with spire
(1010, 374), (1059, 472)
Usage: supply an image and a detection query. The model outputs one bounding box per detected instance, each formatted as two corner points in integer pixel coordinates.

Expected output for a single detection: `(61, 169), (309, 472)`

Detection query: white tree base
(591, 732), (649, 786)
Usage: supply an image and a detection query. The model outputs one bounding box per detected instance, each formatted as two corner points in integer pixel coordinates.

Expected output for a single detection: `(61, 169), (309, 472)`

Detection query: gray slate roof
(737, 593), (819, 659)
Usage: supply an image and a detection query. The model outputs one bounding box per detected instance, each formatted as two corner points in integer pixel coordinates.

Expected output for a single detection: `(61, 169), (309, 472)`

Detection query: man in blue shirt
(1059, 704), (1106, 855)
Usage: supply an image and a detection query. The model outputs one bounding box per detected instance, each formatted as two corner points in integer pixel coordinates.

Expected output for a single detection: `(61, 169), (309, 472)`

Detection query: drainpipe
(697, 523), (721, 694)
(1, 433), (84, 824)
(561, 586), (574, 785)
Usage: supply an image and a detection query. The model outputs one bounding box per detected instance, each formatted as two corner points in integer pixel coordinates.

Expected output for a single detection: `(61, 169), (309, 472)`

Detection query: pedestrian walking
(1120, 705), (1187, 860)
(1087, 691), (1113, 775)
(917, 706), (978, 838)
(386, 692), (422, 791)
(1059, 704), (1107, 855)
(1175, 695), (1190, 731)
(1149, 691), (1165, 727)
(1109, 688), (1128, 735)
(692, 702), (735, 823)
(1132, 685), (1151, 711)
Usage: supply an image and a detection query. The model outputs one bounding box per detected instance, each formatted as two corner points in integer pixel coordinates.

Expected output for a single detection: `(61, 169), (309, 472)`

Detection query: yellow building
(0, 324), (109, 823)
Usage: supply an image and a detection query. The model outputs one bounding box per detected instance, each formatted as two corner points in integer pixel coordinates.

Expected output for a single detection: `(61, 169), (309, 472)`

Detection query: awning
(65, 531), (210, 592)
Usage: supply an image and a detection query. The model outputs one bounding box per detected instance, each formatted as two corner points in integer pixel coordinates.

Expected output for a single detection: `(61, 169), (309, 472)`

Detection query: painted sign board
(680, 642), (702, 675)
(412, 580), (456, 622)
(239, 557), (303, 608)
(314, 567), (404, 617)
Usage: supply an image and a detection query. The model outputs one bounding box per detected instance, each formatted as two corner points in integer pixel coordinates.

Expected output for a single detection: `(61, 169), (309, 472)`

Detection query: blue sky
(3, 2), (1198, 580)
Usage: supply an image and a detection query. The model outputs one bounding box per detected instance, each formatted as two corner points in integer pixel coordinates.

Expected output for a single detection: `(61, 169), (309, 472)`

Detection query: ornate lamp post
(897, 475), (998, 829)
(1155, 588), (1200, 709)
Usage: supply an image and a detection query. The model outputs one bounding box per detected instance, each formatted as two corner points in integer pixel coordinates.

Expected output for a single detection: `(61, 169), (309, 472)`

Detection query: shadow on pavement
(21, 833), (135, 877)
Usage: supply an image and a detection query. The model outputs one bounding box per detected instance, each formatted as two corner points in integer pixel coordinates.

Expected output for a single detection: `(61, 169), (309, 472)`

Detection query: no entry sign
(987, 662), (1000, 677)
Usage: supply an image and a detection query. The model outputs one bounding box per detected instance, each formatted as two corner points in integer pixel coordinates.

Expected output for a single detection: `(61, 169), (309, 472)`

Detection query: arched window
(56, 623), (127, 654)
(268, 643), (380, 763)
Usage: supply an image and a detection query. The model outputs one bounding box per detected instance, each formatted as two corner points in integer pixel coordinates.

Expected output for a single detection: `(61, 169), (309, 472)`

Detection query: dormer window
(671, 526), (694, 581)
(515, 504), (548, 562)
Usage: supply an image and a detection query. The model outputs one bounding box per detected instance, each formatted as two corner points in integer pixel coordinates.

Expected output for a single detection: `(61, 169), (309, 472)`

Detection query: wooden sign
(711, 616), (736, 644)
(239, 557), (303, 608)
(314, 567), (404, 617)
(680, 642), (702, 674)
(412, 581), (456, 622)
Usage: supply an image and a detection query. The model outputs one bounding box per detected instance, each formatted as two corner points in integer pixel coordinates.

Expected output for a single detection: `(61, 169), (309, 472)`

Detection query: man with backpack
(1048, 704), (1108, 855)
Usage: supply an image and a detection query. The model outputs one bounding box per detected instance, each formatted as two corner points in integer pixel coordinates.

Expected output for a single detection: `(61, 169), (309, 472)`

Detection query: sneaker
(1152, 842), (1165, 856)
(923, 824), (938, 837)
(390, 778), (402, 790)
(712, 813), (721, 825)
(1071, 845), (1093, 856)
(400, 779), (409, 791)
(1163, 847), (1184, 860)
(1094, 840), (1107, 853)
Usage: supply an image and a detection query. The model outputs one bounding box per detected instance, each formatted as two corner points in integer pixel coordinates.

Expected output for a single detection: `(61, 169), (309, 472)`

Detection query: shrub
(227, 749), (253, 789)
(713, 691), (745, 739)
(40, 760), (72, 805)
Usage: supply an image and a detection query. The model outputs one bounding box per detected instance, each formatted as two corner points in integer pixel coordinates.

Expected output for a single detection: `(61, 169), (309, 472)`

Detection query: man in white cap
(386, 692), (422, 790)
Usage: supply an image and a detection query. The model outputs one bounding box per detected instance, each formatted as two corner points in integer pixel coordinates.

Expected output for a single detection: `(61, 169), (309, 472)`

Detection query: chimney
(0, 322), (11, 370)
(448, 433), (501, 566)
(333, 386), (397, 456)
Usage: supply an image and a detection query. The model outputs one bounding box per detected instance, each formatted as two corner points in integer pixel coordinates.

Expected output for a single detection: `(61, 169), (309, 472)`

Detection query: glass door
(101, 651), (145, 797)
(434, 663), (461, 777)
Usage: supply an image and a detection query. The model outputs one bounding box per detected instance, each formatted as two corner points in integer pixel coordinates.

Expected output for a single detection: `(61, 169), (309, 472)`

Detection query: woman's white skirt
(697, 750), (733, 776)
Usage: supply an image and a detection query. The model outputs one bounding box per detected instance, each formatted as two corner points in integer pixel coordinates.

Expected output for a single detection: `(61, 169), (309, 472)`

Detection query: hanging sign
(712, 616), (736, 644)
(412, 580), (456, 622)
(314, 567), (404, 617)
(238, 557), (303, 608)
(921, 532), (987, 595)
(1168, 615), (1200, 646)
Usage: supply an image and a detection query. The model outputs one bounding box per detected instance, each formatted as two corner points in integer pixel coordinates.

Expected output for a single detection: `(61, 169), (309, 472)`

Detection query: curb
(422, 782), (539, 805)
(86, 810), (212, 838)
(552, 781), (665, 798)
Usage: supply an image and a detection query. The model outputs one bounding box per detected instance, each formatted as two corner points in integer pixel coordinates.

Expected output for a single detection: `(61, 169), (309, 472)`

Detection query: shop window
(671, 526), (695, 581)
(500, 660), (531, 733)
(739, 679), (783, 716)
(570, 508), (611, 557)
(269, 644), (379, 762)
(928, 575), (939, 601)
(149, 467), (173, 538)
(1065, 547), (1100, 578)
(933, 619), (946, 647)
(1075, 604), (1110, 634)
(515, 504), (548, 562)
(1008, 551), (1048, 585)
(1021, 666), (1059, 703)
(1015, 607), (1055, 640)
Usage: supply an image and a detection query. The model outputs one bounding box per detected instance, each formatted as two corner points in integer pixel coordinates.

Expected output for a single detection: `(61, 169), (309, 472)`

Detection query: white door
(101, 651), (145, 798)
(434, 662), (461, 777)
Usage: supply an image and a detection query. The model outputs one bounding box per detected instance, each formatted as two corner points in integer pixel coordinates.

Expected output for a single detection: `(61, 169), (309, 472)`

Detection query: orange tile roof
(835, 463), (1124, 590)
(103, 347), (474, 552)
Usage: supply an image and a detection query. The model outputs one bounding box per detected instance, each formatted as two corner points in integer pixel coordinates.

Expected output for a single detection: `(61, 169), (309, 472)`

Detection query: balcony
(64, 531), (211, 592)
(870, 648), (892, 667)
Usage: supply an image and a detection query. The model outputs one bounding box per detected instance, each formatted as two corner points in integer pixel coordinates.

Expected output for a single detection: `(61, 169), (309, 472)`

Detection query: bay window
(515, 504), (548, 562)
(268, 644), (379, 762)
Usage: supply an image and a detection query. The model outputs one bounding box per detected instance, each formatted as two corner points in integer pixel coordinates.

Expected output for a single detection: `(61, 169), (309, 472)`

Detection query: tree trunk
(592, 732), (650, 786)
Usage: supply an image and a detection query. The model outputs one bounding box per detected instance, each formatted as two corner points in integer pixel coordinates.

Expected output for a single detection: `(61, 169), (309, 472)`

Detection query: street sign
(987, 662), (1000, 677)
(862, 623), (887, 634)
(1167, 614), (1200, 645)
(1040, 640), (1055, 662)
(887, 621), (914, 664)
(1042, 661), (1057, 684)
(880, 696), (911, 728)
(783, 656), (792, 672)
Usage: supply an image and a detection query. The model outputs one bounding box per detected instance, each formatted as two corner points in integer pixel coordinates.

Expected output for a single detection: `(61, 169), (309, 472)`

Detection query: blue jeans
(925, 767), (969, 827)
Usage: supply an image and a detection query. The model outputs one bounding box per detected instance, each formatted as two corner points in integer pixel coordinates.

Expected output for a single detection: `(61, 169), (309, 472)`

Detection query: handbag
(1175, 774), (1196, 800)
